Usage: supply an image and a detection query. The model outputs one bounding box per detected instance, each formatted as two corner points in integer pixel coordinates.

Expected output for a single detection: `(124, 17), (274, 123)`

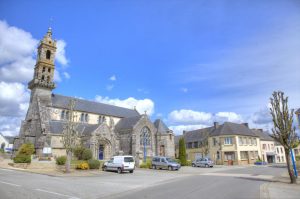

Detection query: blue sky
(0, 0), (299, 135)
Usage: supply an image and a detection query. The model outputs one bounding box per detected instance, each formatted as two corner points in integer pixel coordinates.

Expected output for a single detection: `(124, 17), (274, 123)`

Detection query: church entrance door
(99, 145), (104, 160)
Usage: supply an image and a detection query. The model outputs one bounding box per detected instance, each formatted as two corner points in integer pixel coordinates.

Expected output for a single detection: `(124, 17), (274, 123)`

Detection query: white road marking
(0, 180), (21, 187)
(34, 188), (80, 199)
(0, 168), (13, 172)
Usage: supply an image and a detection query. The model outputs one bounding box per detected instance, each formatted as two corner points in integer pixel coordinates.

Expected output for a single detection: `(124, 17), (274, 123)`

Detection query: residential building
(175, 127), (212, 161)
(0, 133), (14, 152)
(252, 129), (286, 163)
(175, 122), (262, 165)
(14, 28), (175, 162)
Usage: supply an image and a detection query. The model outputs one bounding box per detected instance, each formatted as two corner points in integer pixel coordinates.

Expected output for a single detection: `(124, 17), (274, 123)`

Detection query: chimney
(214, 122), (219, 129)
(242, 123), (249, 128)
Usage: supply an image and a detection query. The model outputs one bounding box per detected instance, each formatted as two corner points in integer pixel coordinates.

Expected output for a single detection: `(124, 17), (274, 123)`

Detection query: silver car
(151, 156), (181, 171)
(192, 158), (214, 168)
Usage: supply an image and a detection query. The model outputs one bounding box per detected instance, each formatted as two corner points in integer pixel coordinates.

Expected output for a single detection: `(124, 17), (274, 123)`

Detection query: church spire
(28, 28), (56, 90)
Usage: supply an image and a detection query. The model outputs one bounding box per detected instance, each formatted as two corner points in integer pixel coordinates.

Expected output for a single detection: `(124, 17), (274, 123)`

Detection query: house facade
(14, 28), (175, 163)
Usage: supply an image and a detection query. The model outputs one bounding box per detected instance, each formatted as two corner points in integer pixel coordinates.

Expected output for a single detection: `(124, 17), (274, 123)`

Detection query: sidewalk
(261, 172), (300, 199)
(0, 158), (103, 177)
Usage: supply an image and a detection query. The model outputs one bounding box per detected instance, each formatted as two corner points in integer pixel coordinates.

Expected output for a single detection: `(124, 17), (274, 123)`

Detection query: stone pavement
(261, 172), (300, 199)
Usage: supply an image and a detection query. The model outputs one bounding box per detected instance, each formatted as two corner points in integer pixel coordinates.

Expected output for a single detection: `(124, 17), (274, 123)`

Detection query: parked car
(102, 155), (135, 174)
(151, 156), (181, 171)
(192, 158), (214, 168)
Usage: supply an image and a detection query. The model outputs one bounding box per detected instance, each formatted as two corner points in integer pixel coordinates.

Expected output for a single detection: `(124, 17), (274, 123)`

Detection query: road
(0, 165), (285, 199)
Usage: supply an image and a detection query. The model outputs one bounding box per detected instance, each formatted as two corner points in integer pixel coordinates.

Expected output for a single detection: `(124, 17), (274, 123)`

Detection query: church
(14, 28), (175, 162)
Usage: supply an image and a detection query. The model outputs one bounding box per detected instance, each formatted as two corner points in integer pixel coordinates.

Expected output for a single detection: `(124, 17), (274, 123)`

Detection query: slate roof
(49, 120), (100, 135)
(252, 129), (274, 141)
(154, 119), (170, 134)
(115, 115), (142, 131)
(210, 122), (258, 137)
(4, 136), (15, 144)
(51, 94), (140, 118)
(184, 127), (214, 143)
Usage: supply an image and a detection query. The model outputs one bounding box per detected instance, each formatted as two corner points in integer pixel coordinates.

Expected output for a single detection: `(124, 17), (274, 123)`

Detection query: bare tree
(270, 91), (299, 184)
(61, 99), (79, 173)
(200, 132), (210, 157)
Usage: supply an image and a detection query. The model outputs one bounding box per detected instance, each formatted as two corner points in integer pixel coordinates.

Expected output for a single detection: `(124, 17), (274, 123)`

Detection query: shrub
(186, 160), (192, 166)
(18, 143), (35, 155)
(0, 148), (4, 153)
(82, 148), (92, 160)
(13, 154), (31, 163)
(296, 155), (300, 161)
(88, 159), (100, 169)
(76, 161), (89, 170)
(73, 146), (85, 160)
(56, 156), (67, 165)
(139, 158), (152, 169)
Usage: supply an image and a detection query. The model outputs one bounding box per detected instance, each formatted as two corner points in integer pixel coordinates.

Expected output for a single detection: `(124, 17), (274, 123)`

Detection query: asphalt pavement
(0, 166), (288, 199)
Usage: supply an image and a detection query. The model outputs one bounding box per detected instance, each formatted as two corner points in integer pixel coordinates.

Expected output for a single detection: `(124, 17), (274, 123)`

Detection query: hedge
(88, 159), (100, 169)
(56, 156), (67, 165)
(13, 154), (31, 163)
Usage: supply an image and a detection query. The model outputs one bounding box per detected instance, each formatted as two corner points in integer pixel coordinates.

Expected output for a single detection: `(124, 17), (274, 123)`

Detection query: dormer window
(85, 114), (89, 123)
(80, 113), (85, 122)
(46, 50), (51, 60)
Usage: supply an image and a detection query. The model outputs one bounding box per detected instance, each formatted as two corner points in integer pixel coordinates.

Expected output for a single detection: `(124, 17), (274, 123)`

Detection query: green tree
(270, 91), (299, 184)
(61, 99), (79, 173)
(18, 143), (35, 155)
(179, 137), (187, 166)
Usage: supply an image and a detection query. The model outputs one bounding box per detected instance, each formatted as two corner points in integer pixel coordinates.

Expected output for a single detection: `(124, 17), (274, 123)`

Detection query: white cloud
(56, 40), (68, 66)
(215, 112), (243, 123)
(109, 75), (116, 81)
(54, 70), (62, 82)
(0, 82), (29, 117)
(95, 95), (155, 116)
(0, 116), (22, 136)
(168, 109), (213, 125)
(106, 84), (114, 91)
(63, 72), (70, 79)
(169, 124), (209, 135)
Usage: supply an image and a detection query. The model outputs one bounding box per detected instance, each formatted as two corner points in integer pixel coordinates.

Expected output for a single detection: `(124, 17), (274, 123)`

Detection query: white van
(102, 156), (135, 174)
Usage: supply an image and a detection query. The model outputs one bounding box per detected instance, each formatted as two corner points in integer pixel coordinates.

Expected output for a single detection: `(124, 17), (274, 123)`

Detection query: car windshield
(166, 158), (177, 163)
(124, 157), (134, 162)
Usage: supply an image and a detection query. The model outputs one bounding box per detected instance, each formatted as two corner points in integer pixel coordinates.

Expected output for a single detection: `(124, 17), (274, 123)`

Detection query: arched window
(65, 111), (69, 120)
(42, 67), (45, 72)
(61, 110), (65, 120)
(46, 50), (51, 60)
(47, 76), (50, 83)
(85, 114), (89, 123)
(140, 127), (151, 146)
(41, 75), (45, 81)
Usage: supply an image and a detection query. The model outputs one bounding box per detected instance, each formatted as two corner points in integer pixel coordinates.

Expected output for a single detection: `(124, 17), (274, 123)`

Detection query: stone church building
(14, 28), (175, 162)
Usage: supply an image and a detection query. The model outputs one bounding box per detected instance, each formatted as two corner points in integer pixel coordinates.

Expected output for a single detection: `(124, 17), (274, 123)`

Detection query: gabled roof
(51, 94), (140, 118)
(115, 115), (142, 131)
(154, 119), (170, 134)
(49, 120), (100, 135)
(210, 122), (258, 137)
(4, 136), (15, 144)
(184, 127), (214, 143)
(252, 129), (274, 141)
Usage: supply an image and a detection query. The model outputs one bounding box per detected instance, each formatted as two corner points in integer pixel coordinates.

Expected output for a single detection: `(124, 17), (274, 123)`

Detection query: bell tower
(28, 27), (56, 91)
(28, 27), (56, 106)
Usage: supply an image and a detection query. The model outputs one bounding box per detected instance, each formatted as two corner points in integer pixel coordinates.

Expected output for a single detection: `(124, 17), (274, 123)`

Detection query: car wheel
(168, 166), (173, 171)
(192, 163), (195, 167)
(130, 170), (134, 173)
(117, 168), (122, 174)
(102, 166), (107, 171)
(205, 164), (209, 168)
(152, 165), (156, 169)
